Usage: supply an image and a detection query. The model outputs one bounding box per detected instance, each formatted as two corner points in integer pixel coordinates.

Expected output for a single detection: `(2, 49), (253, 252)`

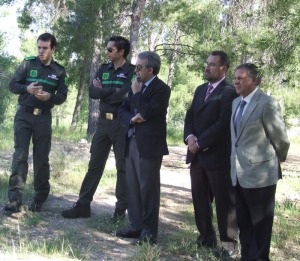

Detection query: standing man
(184, 51), (238, 257)
(62, 36), (135, 221)
(4, 33), (68, 213)
(231, 63), (289, 261)
(116, 51), (171, 244)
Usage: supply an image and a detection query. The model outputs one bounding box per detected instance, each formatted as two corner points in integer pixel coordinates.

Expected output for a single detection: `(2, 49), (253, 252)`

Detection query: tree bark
(129, 0), (146, 63)
(71, 55), (89, 128)
(87, 37), (102, 138)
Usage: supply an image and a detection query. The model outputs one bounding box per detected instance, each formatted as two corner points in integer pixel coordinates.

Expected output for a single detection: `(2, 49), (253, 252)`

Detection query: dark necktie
(142, 84), (147, 94)
(235, 100), (247, 133)
(205, 84), (214, 101)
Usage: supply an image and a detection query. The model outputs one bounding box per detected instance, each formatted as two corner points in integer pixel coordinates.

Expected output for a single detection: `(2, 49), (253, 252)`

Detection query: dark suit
(231, 90), (290, 261)
(184, 79), (238, 246)
(118, 76), (171, 241)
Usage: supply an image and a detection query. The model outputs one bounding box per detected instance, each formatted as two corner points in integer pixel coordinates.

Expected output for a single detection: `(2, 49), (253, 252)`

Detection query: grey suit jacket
(230, 89), (290, 188)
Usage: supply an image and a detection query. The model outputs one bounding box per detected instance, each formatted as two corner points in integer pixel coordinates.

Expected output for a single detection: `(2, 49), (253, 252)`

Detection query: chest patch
(30, 70), (38, 77)
(116, 73), (126, 78)
(102, 73), (109, 80)
(48, 74), (59, 80)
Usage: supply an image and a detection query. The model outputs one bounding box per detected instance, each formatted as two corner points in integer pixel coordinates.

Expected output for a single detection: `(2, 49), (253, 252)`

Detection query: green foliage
(0, 34), (19, 124)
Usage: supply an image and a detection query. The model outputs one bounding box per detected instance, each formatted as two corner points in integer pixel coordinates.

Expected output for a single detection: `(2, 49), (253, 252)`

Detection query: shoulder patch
(24, 56), (36, 61)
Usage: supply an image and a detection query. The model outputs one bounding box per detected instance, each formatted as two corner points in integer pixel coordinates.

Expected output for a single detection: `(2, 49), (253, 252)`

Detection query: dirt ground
(0, 140), (299, 260)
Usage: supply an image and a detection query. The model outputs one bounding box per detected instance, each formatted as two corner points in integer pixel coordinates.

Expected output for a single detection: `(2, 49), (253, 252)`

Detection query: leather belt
(100, 111), (117, 120)
(17, 105), (50, 115)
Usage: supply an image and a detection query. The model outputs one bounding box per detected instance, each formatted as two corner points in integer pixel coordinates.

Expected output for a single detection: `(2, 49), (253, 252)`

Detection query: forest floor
(0, 131), (299, 260)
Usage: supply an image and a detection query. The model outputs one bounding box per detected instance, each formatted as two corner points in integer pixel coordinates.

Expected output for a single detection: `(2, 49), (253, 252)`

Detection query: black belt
(100, 111), (117, 120)
(17, 105), (50, 115)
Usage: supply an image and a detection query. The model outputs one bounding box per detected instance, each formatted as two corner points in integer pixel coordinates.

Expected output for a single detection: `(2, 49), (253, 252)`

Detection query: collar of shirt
(144, 75), (156, 87)
(242, 87), (258, 104)
(209, 77), (225, 91)
(236, 87), (259, 118)
(108, 60), (130, 70)
(37, 57), (55, 68)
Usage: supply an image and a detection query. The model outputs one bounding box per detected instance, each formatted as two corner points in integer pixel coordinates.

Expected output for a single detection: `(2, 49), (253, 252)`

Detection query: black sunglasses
(106, 47), (117, 53)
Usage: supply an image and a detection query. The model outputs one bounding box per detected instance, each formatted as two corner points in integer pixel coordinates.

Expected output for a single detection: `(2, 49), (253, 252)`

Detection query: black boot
(61, 202), (91, 219)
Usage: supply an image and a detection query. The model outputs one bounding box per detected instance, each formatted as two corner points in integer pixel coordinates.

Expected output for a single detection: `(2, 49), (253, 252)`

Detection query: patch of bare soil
(0, 142), (299, 260)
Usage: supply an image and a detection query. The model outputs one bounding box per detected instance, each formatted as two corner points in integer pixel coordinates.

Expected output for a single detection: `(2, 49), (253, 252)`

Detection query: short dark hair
(37, 33), (57, 49)
(235, 63), (261, 78)
(138, 51), (161, 75)
(235, 63), (262, 85)
(210, 50), (230, 69)
(109, 36), (131, 58)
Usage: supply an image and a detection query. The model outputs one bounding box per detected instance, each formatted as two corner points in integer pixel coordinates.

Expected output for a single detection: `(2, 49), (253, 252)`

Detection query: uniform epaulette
(54, 61), (65, 68)
(24, 56), (36, 61)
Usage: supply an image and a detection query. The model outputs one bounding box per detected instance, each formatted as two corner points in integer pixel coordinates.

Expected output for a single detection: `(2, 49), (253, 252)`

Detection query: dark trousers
(190, 157), (238, 243)
(126, 137), (162, 239)
(8, 110), (52, 203)
(78, 118), (127, 211)
(235, 182), (276, 261)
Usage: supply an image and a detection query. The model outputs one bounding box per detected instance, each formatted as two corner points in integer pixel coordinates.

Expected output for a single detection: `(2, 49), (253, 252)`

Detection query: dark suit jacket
(184, 79), (238, 169)
(118, 76), (171, 158)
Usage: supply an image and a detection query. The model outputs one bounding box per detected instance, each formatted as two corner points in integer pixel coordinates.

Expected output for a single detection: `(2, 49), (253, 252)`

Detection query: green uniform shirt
(9, 56), (68, 109)
(89, 60), (136, 114)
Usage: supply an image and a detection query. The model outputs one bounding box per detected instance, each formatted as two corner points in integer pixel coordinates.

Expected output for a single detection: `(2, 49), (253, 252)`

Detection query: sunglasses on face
(136, 64), (151, 71)
(106, 47), (116, 53)
(135, 65), (144, 71)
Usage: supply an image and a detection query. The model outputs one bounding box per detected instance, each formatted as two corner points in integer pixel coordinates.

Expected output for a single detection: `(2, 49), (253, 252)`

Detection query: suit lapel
(196, 80), (227, 112)
(142, 76), (158, 96)
(236, 90), (261, 139)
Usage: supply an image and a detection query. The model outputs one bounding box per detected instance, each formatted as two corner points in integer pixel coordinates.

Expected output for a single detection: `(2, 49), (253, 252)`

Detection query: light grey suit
(230, 88), (290, 261)
(230, 89), (289, 188)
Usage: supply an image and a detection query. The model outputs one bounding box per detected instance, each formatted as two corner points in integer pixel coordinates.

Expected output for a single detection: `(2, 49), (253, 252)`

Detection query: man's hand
(27, 82), (43, 95)
(131, 113), (146, 123)
(35, 91), (51, 101)
(93, 78), (102, 88)
(131, 77), (143, 94)
(187, 135), (200, 154)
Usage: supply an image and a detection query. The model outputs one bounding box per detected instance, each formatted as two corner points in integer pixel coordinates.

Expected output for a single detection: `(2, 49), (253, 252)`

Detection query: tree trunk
(129, 0), (146, 63)
(87, 38), (102, 138)
(71, 55), (89, 128)
(167, 24), (180, 89)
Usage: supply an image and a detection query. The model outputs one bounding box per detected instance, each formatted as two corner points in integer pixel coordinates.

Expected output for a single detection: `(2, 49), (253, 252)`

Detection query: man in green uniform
(4, 33), (68, 213)
(62, 36), (135, 221)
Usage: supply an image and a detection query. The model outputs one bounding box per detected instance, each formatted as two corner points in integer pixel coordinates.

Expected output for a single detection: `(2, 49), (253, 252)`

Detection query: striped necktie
(205, 84), (214, 100)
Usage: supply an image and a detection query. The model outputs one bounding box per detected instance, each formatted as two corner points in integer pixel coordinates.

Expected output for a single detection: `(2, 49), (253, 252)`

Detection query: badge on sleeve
(102, 73), (109, 80)
(30, 70), (38, 78)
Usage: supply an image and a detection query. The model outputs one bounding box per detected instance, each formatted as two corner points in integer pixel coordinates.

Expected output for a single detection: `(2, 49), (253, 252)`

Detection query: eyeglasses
(234, 76), (249, 81)
(135, 65), (144, 71)
(106, 47), (116, 53)
(204, 62), (221, 67)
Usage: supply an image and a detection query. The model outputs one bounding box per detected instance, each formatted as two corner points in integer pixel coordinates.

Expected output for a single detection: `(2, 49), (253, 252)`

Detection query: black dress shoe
(111, 209), (126, 223)
(196, 234), (217, 248)
(136, 229), (157, 245)
(4, 200), (22, 213)
(214, 247), (237, 260)
(136, 234), (157, 245)
(116, 227), (141, 238)
(61, 202), (91, 219)
(28, 200), (43, 212)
